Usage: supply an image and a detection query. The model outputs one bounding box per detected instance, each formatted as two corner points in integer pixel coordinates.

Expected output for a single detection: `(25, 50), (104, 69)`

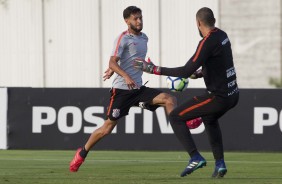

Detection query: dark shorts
(107, 86), (162, 121)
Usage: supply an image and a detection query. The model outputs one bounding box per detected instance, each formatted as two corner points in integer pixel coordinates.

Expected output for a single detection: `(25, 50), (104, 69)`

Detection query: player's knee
(164, 94), (177, 107)
(99, 120), (116, 137)
(103, 126), (113, 135)
(98, 127), (112, 137)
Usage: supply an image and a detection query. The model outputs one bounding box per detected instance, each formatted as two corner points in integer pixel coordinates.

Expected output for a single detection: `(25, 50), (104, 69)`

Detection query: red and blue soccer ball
(166, 76), (189, 92)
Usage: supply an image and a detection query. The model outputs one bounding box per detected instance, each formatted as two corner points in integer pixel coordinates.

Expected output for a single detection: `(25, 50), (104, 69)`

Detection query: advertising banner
(7, 88), (282, 151)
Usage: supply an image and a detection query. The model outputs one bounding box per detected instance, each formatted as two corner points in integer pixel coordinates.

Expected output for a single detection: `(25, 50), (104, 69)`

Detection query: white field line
(0, 158), (282, 164)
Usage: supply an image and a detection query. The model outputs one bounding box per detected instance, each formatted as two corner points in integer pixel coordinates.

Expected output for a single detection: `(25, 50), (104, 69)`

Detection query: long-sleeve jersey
(161, 28), (238, 97)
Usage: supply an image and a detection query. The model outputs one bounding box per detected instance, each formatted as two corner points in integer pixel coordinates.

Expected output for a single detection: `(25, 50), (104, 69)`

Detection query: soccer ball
(166, 76), (189, 92)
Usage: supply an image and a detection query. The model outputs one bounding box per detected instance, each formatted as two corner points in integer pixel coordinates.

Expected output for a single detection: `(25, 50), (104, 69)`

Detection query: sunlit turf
(0, 150), (282, 184)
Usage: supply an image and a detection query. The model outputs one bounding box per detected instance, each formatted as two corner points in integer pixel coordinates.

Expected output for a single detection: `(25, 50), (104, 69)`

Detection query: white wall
(160, 0), (219, 88)
(100, 0), (162, 88)
(1, 0), (218, 88)
(0, 0), (43, 87)
(88, 0), (218, 88)
(0, 88), (7, 149)
(221, 0), (281, 88)
(44, 0), (100, 87)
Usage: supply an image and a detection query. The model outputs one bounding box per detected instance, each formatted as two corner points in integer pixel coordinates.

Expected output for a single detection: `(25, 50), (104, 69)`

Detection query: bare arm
(109, 56), (138, 89)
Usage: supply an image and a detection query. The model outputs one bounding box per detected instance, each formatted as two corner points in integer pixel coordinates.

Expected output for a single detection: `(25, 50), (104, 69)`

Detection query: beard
(130, 23), (143, 33)
(198, 28), (203, 38)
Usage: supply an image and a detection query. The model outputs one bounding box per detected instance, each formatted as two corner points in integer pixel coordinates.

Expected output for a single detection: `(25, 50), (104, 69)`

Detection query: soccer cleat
(180, 154), (207, 177)
(138, 102), (159, 111)
(212, 159), (227, 178)
(186, 117), (203, 129)
(69, 148), (85, 172)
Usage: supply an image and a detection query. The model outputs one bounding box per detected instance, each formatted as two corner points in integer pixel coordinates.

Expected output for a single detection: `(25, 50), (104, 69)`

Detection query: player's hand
(103, 68), (114, 81)
(124, 75), (138, 89)
(133, 58), (161, 75)
(190, 69), (203, 79)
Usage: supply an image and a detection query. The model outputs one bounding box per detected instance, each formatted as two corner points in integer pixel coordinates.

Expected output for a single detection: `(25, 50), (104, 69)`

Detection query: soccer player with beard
(69, 6), (179, 172)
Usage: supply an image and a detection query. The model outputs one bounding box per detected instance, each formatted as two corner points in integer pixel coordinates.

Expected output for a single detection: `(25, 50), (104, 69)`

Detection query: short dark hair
(123, 6), (142, 19)
(196, 7), (215, 27)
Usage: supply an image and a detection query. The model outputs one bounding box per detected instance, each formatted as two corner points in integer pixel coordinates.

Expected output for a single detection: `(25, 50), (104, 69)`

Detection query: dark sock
(79, 147), (89, 159)
(216, 158), (224, 163)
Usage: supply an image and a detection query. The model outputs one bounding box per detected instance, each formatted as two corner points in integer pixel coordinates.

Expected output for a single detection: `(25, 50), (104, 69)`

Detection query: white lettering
(227, 80), (236, 88)
(254, 107), (278, 134)
(143, 110), (153, 134)
(32, 106), (205, 135)
(125, 107), (142, 134)
(83, 106), (111, 133)
(143, 107), (204, 134)
(228, 87), (239, 96)
(57, 106), (82, 134)
(155, 108), (173, 134)
(222, 38), (229, 45)
(226, 67), (236, 78)
(280, 110), (282, 133)
(32, 107), (56, 133)
(190, 123), (205, 134)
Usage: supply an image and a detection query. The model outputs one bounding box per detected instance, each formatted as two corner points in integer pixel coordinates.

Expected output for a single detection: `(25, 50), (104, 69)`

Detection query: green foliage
(269, 77), (282, 88)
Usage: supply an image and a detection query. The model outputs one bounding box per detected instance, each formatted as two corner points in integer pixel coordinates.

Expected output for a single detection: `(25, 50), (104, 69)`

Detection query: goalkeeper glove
(133, 58), (161, 75)
(190, 69), (203, 79)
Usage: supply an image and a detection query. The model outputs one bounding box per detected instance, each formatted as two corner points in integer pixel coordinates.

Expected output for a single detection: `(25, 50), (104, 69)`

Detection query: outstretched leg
(150, 92), (177, 114)
(69, 119), (117, 172)
(84, 119), (117, 151)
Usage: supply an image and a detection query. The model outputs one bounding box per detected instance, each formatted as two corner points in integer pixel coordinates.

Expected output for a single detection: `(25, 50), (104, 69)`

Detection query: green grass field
(0, 150), (282, 184)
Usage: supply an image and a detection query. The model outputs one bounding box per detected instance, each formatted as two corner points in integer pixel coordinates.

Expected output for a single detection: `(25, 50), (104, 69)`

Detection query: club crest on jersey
(112, 108), (120, 118)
